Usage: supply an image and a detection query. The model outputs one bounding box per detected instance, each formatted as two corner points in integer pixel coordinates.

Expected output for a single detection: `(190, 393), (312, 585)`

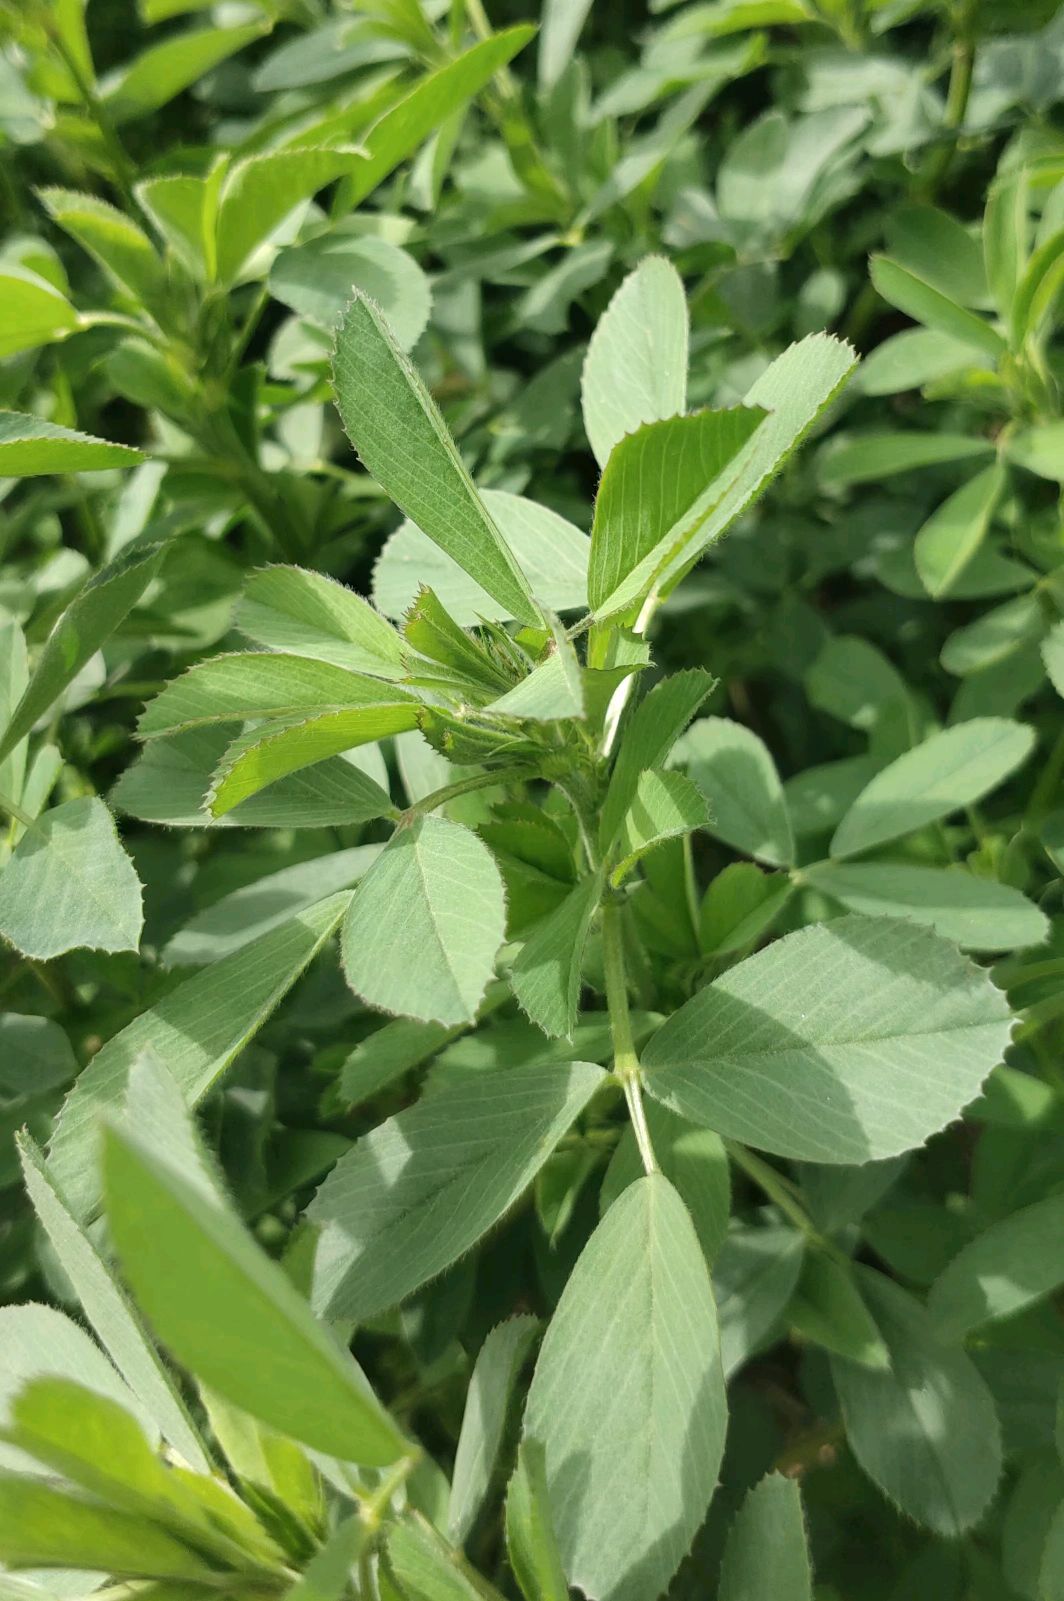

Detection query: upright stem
(602, 898), (658, 1175)
(921, 4), (977, 198)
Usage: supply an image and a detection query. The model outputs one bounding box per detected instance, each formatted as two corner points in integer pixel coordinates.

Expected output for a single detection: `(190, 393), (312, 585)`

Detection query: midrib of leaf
(415, 830), (473, 1017)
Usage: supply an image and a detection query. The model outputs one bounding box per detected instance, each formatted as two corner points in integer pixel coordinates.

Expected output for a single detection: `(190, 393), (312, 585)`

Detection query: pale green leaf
(0, 617), (27, 806)
(612, 766), (711, 883)
(928, 1192), (1064, 1339)
(334, 292), (539, 626)
(831, 1270), (1002, 1535)
(717, 1473), (812, 1601)
(0, 410), (143, 475)
(983, 168), (1027, 319)
(830, 718), (1035, 859)
(449, 1316), (539, 1546)
(857, 327), (978, 396)
(237, 564), (407, 677)
(581, 256), (689, 469)
(511, 872), (602, 1040)
(599, 668), (715, 850)
(524, 1173), (727, 1601)
(588, 406), (764, 613)
(37, 187), (166, 308)
(215, 148), (369, 284)
(914, 465), (1005, 598)
(601, 1101), (730, 1266)
(642, 915), (1014, 1163)
(819, 430), (992, 488)
(136, 168), (224, 279)
(339, 1017), (459, 1107)
(102, 23), (266, 124)
(0, 269), (79, 359)
(884, 205), (988, 308)
(714, 1222), (804, 1376)
(539, 0), (594, 89)
(490, 621), (585, 722)
(103, 1111), (405, 1465)
(270, 233), (431, 349)
(48, 893), (348, 1222)
(804, 860), (1048, 951)
(16, 1133), (209, 1472)
(787, 1253), (890, 1369)
(698, 862), (792, 955)
(285, 1515), (365, 1601)
(505, 1441), (569, 1601)
(0, 1015), (75, 1097)
(310, 1059), (604, 1320)
(0, 797), (143, 959)
(674, 716), (794, 866)
(340, 815), (506, 1025)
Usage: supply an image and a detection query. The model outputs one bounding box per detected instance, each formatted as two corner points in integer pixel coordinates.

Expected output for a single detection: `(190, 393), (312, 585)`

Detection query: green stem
(920, 9), (976, 198)
(0, 791), (37, 831)
(602, 898), (658, 1175)
(359, 1452), (421, 1533)
(725, 1140), (833, 1251)
(410, 766), (534, 818)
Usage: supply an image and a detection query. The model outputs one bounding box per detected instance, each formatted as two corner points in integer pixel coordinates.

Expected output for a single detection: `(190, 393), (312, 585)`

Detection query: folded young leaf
(717, 1474), (813, 1601)
(340, 815), (506, 1026)
(0, 1474), (216, 1580)
(588, 407), (764, 615)
(524, 1173), (727, 1601)
(714, 1222), (805, 1377)
(642, 915), (1014, 1163)
(928, 1191), (1064, 1339)
(333, 293), (540, 627)
(506, 1441), (569, 1601)
(870, 255), (1006, 359)
(0, 797), (143, 960)
(698, 862), (792, 955)
(236, 564), (407, 677)
(830, 717), (1035, 859)
(209, 705), (415, 817)
(510, 872), (603, 1040)
(0, 411), (144, 476)
(831, 1270), (1002, 1536)
(914, 465), (1005, 599)
(804, 860), (1048, 952)
(611, 767), (711, 883)
(675, 716), (794, 867)
(48, 893), (349, 1222)
(599, 669), (715, 850)
(311, 1059), (604, 1322)
(214, 147), (370, 284)
(103, 1119), (406, 1465)
(448, 1316), (540, 1546)
(581, 256), (689, 470)
(787, 1252), (890, 1369)
(386, 1513), (500, 1601)
(37, 188), (167, 311)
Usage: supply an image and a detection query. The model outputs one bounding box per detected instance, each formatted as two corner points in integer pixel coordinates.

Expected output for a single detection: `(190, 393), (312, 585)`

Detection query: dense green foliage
(2, 1), (1064, 1598)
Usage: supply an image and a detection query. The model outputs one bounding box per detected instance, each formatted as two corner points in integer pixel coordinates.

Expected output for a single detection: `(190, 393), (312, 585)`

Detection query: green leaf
(448, 1315), (540, 1546)
(285, 1515), (366, 1601)
(601, 1102), (730, 1266)
(914, 465), (1005, 598)
(386, 1513), (497, 1601)
(334, 293), (540, 627)
(37, 187), (167, 308)
(140, 652), (412, 738)
(214, 148), (370, 284)
(599, 668), (715, 850)
(0, 268), (79, 359)
(510, 872), (603, 1040)
(819, 430), (992, 488)
(102, 1106), (406, 1465)
(505, 1441), (569, 1601)
(928, 1192), (1064, 1339)
(490, 618), (585, 722)
(831, 1270), (1002, 1535)
(341, 815), (506, 1026)
(48, 893), (348, 1222)
(803, 860), (1048, 952)
(885, 205), (988, 308)
(698, 862), (792, 955)
(345, 28), (536, 207)
(1046, 620), (1064, 699)
(787, 1253), (890, 1369)
(642, 915), (1014, 1163)
(374, 491), (588, 626)
(717, 1473), (813, 1601)
(524, 1173), (727, 1601)
(165, 846), (380, 967)
(0, 539), (164, 764)
(612, 767), (711, 883)
(856, 327), (977, 396)
(539, 0), (594, 89)
(270, 233), (431, 349)
(137, 168), (224, 279)
(870, 255), (1006, 359)
(1010, 226), (1064, 347)
(830, 718), (1035, 859)
(0, 1473), (216, 1580)
(581, 256), (689, 470)
(0, 1015), (75, 1097)
(236, 564), (407, 677)
(984, 169), (1028, 317)
(587, 406), (765, 614)
(674, 716), (794, 867)
(714, 1222), (804, 1376)
(0, 797), (143, 959)
(340, 1016), (460, 1108)
(1042, 1502), (1064, 1601)
(1009, 421), (1064, 483)
(0, 410), (143, 475)
(102, 23), (266, 123)
(310, 1059), (604, 1320)
(209, 706), (411, 817)
(16, 1134), (209, 1472)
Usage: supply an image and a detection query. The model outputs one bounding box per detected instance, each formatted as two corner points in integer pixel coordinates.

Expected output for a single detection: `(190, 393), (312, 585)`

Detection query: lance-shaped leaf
(869, 255), (1006, 359)
(714, 1222), (805, 1378)
(803, 860), (1048, 952)
(0, 1475), (216, 1580)
(235, 564), (407, 677)
(581, 256), (689, 470)
(914, 464), (1005, 599)
(595, 334), (856, 618)
(310, 1059), (604, 1321)
(333, 292), (540, 627)
(0, 540), (165, 764)
(830, 718), (1035, 859)
(510, 872), (602, 1040)
(641, 915), (1014, 1164)
(37, 188), (167, 309)
(524, 1174), (727, 1601)
(599, 669), (715, 850)
(928, 1192), (1064, 1340)
(718, 1474), (813, 1601)
(831, 1270), (1001, 1536)
(102, 22), (266, 124)
(214, 147), (370, 284)
(449, 1315), (540, 1546)
(102, 1117), (406, 1465)
(675, 716), (793, 867)
(0, 269), (79, 360)
(341, 815), (507, 1026)
(611, 768), (711, 883)
(0, 797), (143, 960)
(0, 411), (144, 476)
(140, 653), (412, 737)
(1044, 618), (1064, 699)
(506, 1441), (569, 1601)
(48, 893), (349, 1222)
(210, 708), (411, 817)
(588, 407), (764, 613)
(17, 1134), (209, 1472)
